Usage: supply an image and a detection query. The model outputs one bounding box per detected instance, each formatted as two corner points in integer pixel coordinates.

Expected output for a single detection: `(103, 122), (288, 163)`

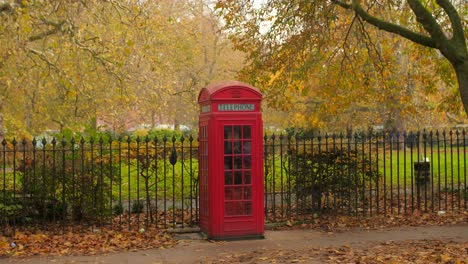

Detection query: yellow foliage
(132, 129), (149, 137)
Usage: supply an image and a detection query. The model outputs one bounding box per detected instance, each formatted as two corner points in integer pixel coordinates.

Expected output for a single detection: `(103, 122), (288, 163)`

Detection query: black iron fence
(0, 129), (466, 232)
(263, 129), (467, 223)
(1, 135), (199, 233)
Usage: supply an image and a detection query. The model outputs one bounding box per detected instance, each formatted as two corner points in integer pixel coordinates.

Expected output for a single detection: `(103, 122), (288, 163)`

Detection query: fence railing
(0, 129), (466, 232)
(263, 129), (467, 222)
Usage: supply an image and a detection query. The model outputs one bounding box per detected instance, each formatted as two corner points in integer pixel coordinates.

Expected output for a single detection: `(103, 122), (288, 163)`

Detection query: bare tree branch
(28, 20), (66, 41)
(436, 0), (466, 48)
(333, 0), (351, 9)
(344, 104), (375, 113)
(445, 112), (465, 124)
(406, 0), (447, 43)
(337, 14), (359, 70)
(333, 0), (437, 48)
(355, 16), (385, 72)
(0, 3), (13, 14)
(407, 0), (465, 63)
(26, 48), (60, 71)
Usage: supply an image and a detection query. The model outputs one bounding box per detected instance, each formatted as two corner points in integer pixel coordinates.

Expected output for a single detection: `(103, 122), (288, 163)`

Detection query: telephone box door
(221, 122), (263, 237)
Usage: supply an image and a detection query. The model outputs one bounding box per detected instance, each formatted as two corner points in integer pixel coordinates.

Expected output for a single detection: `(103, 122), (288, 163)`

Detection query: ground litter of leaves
(0, 227), (176, 257)
(270, 210), (468, 232)
(203, 210), (468, 264)
(0, 210), (467, 261)
(200, 240), (468, 264)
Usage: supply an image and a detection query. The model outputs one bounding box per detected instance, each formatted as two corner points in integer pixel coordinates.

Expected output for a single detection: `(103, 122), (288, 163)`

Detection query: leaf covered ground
(272, 210), (468, 232)
(200, 239), (468, 264)
(0, 211), (466, 261)
(202, 211), (468, 264)
(0, 227), (176, 257)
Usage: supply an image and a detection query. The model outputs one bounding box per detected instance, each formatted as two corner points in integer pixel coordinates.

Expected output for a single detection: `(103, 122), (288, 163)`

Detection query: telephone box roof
(198, 81), (262, 103)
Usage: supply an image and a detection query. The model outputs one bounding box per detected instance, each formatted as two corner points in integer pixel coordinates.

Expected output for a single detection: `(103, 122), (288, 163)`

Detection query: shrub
(131, 200), (144, 214)
(0, 194), (23, 225)
(288, 147), (380, 212)
(0, 190), (31, 225)
(16, 146), (121, 223)
(0, 203), (22, 222)
(113, 203), (124, 215)
(145, 129), (185, 140)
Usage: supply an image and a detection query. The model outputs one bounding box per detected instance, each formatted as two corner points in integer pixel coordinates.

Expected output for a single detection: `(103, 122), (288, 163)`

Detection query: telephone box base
(203, 233), (265, 241)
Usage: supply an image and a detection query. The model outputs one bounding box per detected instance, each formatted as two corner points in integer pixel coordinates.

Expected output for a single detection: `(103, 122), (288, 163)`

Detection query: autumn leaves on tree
(333, 0), (467, 121)
(216, 0), (467, 130)
(0, 0), (244, 137)
(0, 0), (467, 136)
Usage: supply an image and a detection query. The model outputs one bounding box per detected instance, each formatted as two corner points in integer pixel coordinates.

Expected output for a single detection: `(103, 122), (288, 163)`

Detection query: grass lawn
(114, 159), (198, 202)
(379, 147), (467, 188)
(263, 146), (467, 192)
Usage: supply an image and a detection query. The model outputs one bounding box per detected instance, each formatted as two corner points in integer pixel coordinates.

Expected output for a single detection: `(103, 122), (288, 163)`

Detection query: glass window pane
(234, 156), (242, 169)
(225, 202), (243, 216)
(235, 202), (243, 215)
(224, 141), (232, 154)
(243, 141), (251, 154)
(244, 171), (251, 184)
(234, 126), (241, 139)
(224, 171), (232, 185)
(234, 187), (242, 200)
(224, 156), (233, 170)
(224, 126), (232, 139)
(225, 187), (233, 200)
(244, 186), (252, 199)
(243, 155), (251, 169)
(244, 202), (252, 215)
(243, 126), (251, 139)
(225, 202), (234, 215)
(234, 171), (242, 185)
(234, 141), (242, 154)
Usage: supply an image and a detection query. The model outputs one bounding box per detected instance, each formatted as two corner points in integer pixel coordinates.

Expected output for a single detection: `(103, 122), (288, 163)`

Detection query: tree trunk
(150, 110), (156, 129)
(454, 59), (468, 117)
(173, 118), (180, 131)
(0, 97), (4, 140)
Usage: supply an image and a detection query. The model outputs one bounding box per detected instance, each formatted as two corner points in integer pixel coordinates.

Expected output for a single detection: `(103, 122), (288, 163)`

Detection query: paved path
(3, 224), (467, 264)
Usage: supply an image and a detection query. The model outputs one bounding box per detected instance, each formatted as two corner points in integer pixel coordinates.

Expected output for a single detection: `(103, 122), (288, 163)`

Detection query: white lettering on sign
(201, 105), (211, 113)
(218, 104), (255, 112)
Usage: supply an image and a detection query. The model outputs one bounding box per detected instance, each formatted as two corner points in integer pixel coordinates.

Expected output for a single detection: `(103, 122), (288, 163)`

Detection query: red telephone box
(198, 81), (264, 240)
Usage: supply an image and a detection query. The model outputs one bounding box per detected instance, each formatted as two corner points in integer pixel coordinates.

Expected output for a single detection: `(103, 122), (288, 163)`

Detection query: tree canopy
(0, 0), (466, 136)
(0, 0), (244, 137)
(216, 0), (467, 130)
